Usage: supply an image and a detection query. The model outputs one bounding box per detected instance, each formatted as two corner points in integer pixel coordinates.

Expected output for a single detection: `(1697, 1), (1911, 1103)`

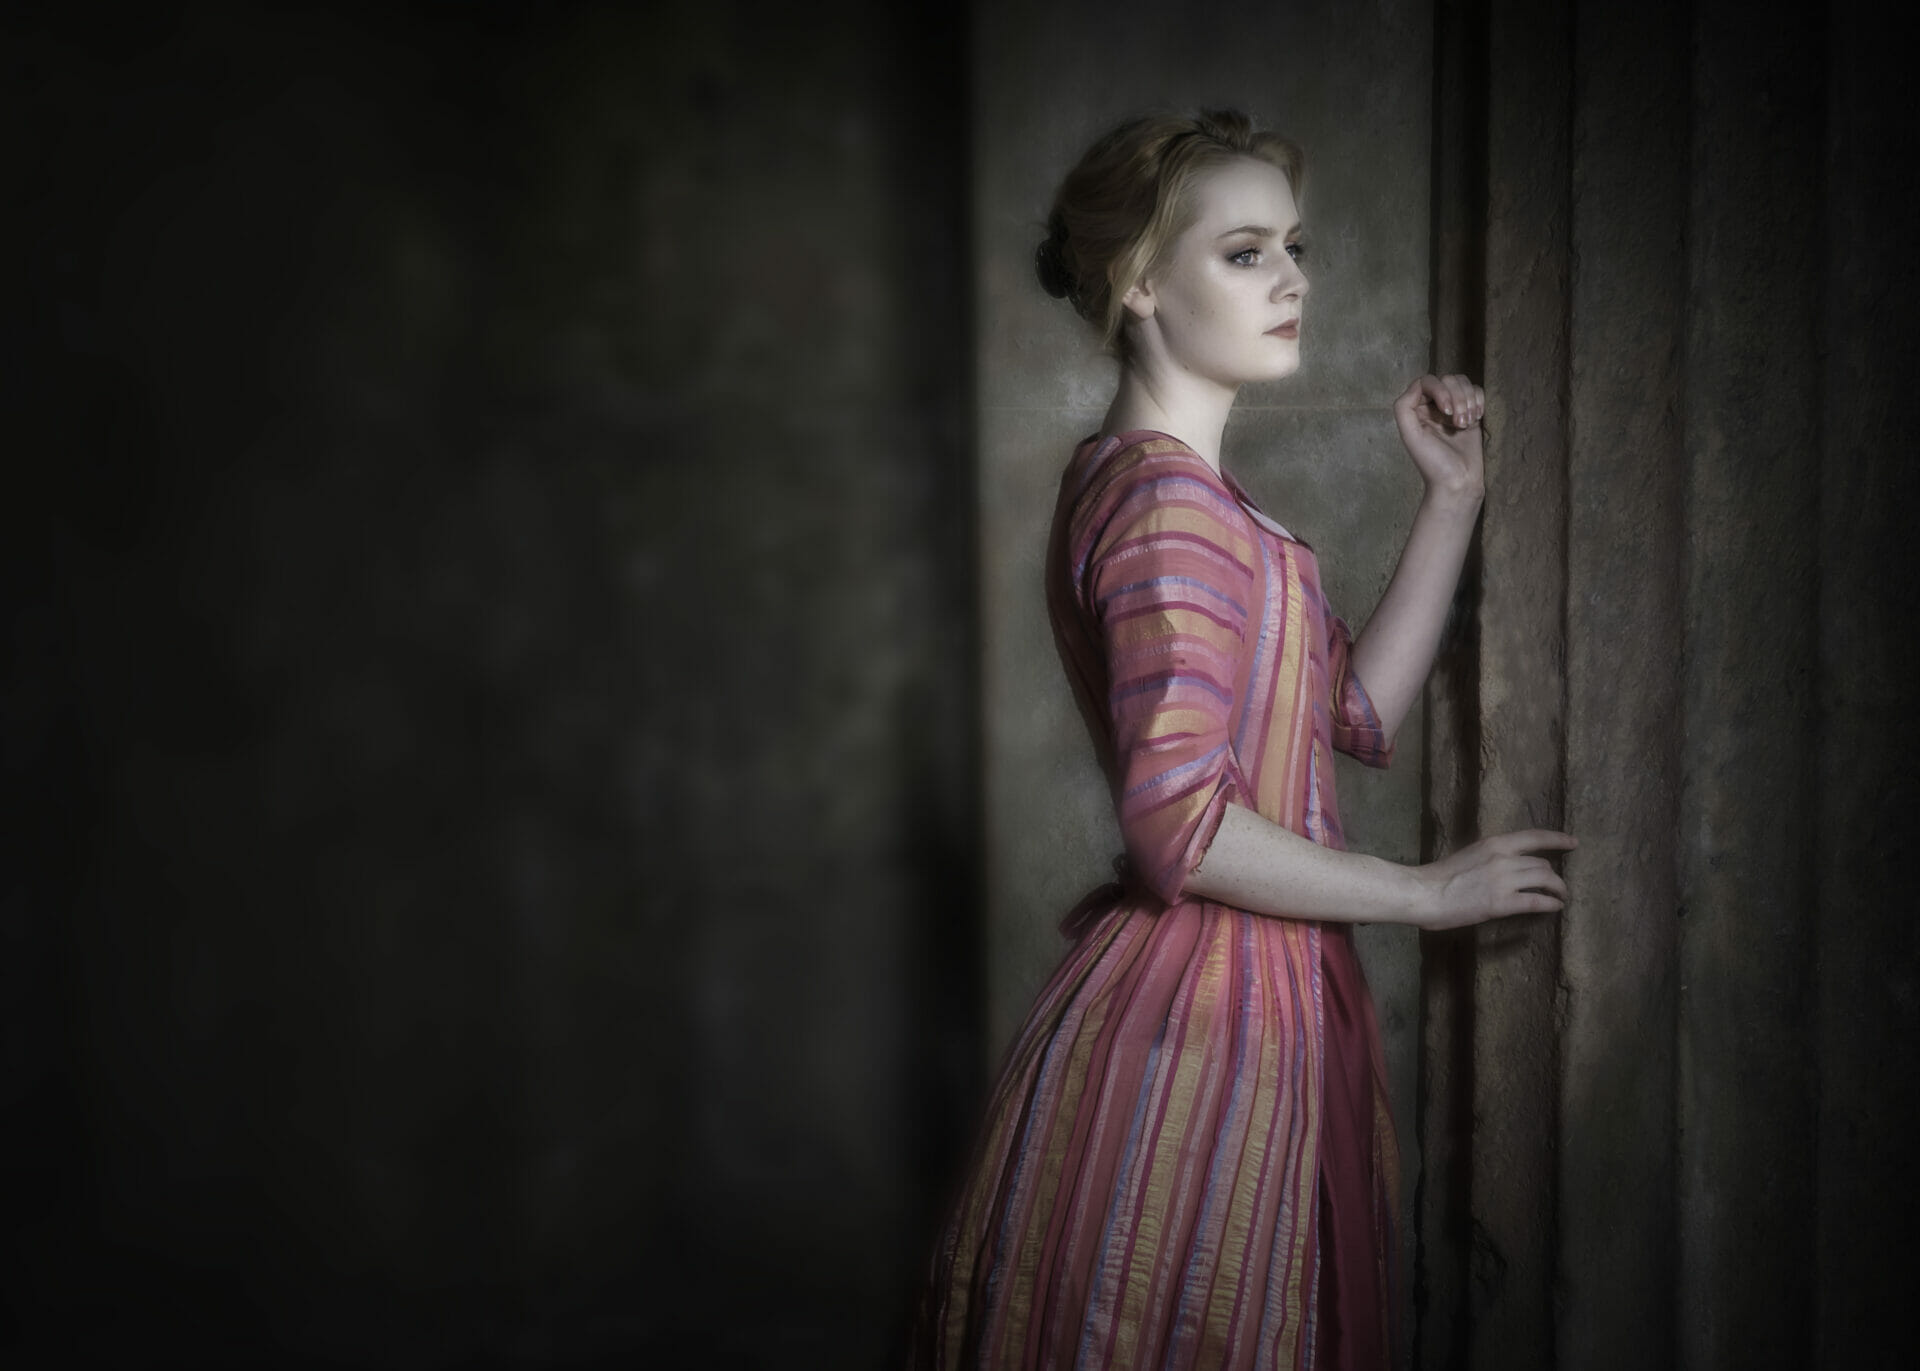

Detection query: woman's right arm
(1187, 802), (1575, 932)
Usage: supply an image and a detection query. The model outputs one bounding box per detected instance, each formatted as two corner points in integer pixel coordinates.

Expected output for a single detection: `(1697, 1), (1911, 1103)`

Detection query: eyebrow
(1215, 223), (1301, 240)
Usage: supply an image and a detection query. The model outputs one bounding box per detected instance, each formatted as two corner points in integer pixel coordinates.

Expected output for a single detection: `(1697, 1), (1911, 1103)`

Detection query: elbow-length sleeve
(1084, 461), (1255, 907)
(1324, 609), (1394, 769)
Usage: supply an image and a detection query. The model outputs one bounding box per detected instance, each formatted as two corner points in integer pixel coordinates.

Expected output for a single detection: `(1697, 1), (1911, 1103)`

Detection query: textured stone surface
(1467, 2), (1572, 1366)
(1421, 2), (1918, 1367)
(1558, 0), (1687, 1364)
(1678, 6), (1823, 1367)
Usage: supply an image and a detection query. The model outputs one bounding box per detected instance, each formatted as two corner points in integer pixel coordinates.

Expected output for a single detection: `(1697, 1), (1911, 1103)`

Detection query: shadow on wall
(8, 3), (977, 1366)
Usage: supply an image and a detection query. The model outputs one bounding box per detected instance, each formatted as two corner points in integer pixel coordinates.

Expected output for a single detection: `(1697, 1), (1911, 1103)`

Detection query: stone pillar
(1557, 0), (1689, 1364)
(1676, 3), (1824, 1365)
(1419, 1), (1918, 1368)
(1464, 0), (1573, 1366)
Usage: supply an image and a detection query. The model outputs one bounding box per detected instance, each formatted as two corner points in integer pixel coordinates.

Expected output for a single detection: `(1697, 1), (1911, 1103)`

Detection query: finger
(1496, 890), (1564, 916)
(1444, 375), (1473, 424)
(1509, 855), (1560, 883)
(1417, 373), (1455, 417)
(1480, 893), (1562, 925)
(1518, 871), (1570, 902)
(1452, 377), (1483, 429)
(1495, 862), (1567, 904)
(1395, 375), (1430, 414)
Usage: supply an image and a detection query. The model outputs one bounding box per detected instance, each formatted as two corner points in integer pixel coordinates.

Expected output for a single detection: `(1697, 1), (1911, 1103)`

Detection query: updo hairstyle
(1034, 109), (1304, 358)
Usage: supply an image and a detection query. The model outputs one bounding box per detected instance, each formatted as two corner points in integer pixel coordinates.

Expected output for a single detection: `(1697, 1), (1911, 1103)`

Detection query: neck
(1098, 349), (1239, 474)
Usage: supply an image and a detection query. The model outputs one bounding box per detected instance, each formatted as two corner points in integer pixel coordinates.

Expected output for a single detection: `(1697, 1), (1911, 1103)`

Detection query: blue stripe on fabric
(1071, 434), (1122, 503)
(1255, 928), (1315, 1368)
(1112, 673), (1233, 709)
(1075, 1011), (1173, 1371)
(1097, 573), (1247, 617)
(1234, 532), (1278, 760)
(977, 946), (1106, 1328)
(1074, 471), (1245, 581)
(1120, 743), (1227, 802)
(1161, 912), (1258, 1370)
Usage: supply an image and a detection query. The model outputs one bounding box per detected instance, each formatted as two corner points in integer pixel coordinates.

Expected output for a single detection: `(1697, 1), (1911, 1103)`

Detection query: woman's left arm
(1348, 373), (1486, 745)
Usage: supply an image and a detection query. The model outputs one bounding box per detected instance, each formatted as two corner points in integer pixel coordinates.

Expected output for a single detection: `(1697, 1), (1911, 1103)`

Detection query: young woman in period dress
(913, 109), (1574, 1371)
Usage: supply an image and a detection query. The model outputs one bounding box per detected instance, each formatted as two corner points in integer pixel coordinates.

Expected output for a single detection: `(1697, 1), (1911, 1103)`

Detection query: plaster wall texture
(973, 0), (1436, 1320)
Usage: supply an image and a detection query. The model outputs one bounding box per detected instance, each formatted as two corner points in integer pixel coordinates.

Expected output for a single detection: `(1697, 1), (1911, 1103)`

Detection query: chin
(1255, 340), (1302, 381)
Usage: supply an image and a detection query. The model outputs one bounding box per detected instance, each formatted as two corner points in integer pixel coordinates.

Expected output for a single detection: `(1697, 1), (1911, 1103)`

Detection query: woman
(913, 109), (1574, 1371)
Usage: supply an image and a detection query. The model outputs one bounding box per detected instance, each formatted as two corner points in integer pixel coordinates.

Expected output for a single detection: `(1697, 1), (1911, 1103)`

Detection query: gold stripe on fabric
(1134, 916), (1241, 1351)
(1094, 501), (1254, 564)
(1193, 920), (1286, 1366)
(1129, 706), (1224, 741)
(943, 913), (1131, 1362)
(994, 914), (1148, 1361)
(940, 984), (1071, 1354)
(1107, 922), (1231, 1367)
(1272, 921), (1322, 1363)
(1375, 1078), (1402, 1227)
(1104, 611), (1237, 657)
(1257, 553), (1311, 829)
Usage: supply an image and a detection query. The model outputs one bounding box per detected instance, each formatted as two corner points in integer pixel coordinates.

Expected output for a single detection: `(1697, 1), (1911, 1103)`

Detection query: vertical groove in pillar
(1416, 0), (1488, 1366)
(1678, 3), (1822, 1367)
(1558, 0), (1687, 1365)
(1471, 0), (1571, 1365)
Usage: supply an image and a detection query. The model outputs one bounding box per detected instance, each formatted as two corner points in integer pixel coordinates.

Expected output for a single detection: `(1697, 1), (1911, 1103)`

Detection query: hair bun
(1034, 231), (1074, 301)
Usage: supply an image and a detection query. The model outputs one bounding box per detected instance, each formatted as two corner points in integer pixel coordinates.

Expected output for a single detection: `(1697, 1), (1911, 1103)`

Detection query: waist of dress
(1060, 865), (1359, 952)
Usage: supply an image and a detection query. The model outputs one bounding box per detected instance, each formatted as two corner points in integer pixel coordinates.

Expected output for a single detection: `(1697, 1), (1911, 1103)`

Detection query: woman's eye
(1229, 247), (1261, 266)
(1285, 241), (1307, 262)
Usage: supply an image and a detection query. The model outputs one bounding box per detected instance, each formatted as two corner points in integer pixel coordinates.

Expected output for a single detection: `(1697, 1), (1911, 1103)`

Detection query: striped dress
(915, 432), (1400, 1371)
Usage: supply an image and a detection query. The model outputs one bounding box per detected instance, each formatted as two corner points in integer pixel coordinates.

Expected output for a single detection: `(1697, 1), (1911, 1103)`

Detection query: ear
(1120, 276), (1156, 322)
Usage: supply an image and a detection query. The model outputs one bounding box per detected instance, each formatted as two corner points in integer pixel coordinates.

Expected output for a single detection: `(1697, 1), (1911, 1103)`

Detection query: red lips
(1267, 320), (1300, 338)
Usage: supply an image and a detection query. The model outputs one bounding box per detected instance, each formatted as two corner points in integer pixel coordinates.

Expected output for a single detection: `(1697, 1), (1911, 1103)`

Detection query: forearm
(1185, 802), (1429, 926)
(1348, 487), (1481, 741)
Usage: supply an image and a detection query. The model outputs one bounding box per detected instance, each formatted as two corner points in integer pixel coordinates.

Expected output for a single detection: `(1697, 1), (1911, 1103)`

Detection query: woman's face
(1125, 157), (1309, 386)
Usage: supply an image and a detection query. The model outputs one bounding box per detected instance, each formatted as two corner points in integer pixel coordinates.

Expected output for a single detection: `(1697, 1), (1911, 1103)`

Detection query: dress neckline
(1078, 428), (1307, 548)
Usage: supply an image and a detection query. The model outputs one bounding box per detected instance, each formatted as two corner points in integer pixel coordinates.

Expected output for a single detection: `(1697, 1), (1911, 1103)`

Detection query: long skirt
(911, 891), (1398, 1370)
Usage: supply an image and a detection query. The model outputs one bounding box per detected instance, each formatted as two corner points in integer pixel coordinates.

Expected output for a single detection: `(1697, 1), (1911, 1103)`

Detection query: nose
(1276, 256), (1308, 300)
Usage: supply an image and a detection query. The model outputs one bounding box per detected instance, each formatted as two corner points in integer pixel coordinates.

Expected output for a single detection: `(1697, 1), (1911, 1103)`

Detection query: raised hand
(1414, 829), (1576, 931)
(1393, 373), (1486, 504)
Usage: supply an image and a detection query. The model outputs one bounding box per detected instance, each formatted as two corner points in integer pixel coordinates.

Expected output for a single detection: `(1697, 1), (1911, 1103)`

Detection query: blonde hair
(1034, 109), (1305, 358)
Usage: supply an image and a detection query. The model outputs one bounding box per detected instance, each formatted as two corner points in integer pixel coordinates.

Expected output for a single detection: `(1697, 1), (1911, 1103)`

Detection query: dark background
(9, 2), (977, 1365)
